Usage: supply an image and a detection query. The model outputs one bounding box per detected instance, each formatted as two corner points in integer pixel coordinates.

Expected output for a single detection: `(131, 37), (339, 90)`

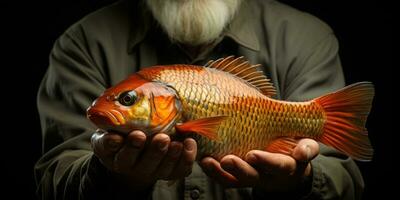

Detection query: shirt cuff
(296, 159), (326, 199)
(82, 154), (153, 199)
(252, 161), (322, 199)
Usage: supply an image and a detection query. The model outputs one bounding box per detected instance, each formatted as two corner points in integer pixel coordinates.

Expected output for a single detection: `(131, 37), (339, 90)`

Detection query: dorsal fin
(205, 56), (276, 97)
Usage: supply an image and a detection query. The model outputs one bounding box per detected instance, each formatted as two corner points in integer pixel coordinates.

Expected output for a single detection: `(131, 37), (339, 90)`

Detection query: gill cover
(143, 82), (183, 134)
(113, 80), (183, 135)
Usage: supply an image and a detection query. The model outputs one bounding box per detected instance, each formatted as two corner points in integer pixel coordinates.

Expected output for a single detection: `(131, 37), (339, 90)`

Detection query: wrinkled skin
(91, 129), (319, 193)
(91, 130), (197, 191)
(200, 138), (319, 192)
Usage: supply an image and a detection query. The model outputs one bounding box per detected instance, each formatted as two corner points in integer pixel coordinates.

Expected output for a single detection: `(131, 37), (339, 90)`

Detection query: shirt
(35, 0), (365, 199)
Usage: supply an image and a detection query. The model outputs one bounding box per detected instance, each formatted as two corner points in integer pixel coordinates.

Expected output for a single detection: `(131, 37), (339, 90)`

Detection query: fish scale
(146, 66), (326, 159)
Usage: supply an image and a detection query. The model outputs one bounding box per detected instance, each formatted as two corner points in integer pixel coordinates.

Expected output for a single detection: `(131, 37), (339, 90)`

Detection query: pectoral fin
(265, 137), (299, 155)
(175, 116), (228, 141)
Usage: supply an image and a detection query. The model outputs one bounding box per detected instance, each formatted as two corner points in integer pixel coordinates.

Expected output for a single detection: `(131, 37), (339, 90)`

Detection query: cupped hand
(200, 139), (319, 192)
(91, 130), (197, 190)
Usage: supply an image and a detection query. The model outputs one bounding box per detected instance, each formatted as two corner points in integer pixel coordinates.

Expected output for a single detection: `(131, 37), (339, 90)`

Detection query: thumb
(292, 138), (319, 162)
(91, 129), (124, 157)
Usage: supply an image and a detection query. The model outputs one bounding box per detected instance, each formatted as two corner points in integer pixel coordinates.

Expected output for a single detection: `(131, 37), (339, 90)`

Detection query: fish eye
(118, 90), (137, 106)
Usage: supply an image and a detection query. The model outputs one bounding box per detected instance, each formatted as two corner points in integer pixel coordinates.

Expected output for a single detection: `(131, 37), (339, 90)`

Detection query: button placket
(184, 163), (208, 200)
(190, 188), (201, 200)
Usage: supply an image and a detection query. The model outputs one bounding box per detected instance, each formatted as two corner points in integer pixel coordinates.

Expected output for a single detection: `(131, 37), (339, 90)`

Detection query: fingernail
(131, 132), (145, 148)
(184, 140), (195, 151)
(246, 153), (257, 163)
(158, 138), (169, 151)
(304, 145), (311, 161)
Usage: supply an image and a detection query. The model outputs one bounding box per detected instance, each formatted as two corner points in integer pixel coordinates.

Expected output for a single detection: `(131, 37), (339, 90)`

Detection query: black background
(2, 0), (394, 199)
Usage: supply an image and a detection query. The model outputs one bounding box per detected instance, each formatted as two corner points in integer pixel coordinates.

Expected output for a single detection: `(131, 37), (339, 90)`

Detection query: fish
(87, 56), (374, 161)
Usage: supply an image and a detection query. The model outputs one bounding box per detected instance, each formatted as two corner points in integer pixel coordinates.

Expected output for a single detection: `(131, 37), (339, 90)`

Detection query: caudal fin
(315, 82), (374, 161)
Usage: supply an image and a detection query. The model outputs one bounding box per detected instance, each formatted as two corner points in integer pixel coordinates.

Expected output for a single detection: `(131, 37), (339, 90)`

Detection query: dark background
(2, 0), (394, 199)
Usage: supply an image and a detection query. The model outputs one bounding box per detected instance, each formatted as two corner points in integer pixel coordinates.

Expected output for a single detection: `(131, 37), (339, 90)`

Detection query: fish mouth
(87, 107), (124, 127)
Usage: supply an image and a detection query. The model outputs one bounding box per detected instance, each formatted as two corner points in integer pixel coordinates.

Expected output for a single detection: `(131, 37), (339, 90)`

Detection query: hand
(200, 139), (319, 193)
(91, 130), (197, 191)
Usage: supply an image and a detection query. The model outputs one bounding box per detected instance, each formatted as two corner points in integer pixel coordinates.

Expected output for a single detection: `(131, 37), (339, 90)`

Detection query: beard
(146, 0), (242, 46)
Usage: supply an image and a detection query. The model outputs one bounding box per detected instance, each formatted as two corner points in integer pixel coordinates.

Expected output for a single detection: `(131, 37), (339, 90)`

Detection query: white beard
(146, 0), (242, 46)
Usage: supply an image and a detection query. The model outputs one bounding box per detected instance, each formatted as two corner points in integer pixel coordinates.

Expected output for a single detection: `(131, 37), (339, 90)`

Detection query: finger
(200, 157), (239, 187)
(91, 130), (124, 169)
(157, 141), (183, 179)
(91, 130), (124, 156)
(169, 138), (197, 179)
(292, 138), (320, 162)
(245, 150), (297, 175)
(113, 130), (147, 173)
(220, 155), (260, 186)
(291, 139), (319, 177)
(134, 133), (170, 176)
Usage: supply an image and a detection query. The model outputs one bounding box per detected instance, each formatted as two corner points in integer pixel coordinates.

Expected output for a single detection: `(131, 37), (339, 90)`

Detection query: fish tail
(315, 82), (374, 161)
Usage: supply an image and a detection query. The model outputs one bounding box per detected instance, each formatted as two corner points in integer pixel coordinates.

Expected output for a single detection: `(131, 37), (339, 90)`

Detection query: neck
(179, 40), (218, 61)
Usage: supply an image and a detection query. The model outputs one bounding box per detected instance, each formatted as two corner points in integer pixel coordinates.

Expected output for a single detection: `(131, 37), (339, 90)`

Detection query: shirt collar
(127, 1), (260, 53)
(127, 1), (153, 53)
(225, 1), (260, 51)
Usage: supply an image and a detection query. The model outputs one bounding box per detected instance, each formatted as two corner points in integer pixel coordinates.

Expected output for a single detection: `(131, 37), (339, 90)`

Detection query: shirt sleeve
(278, 33), (364, 199)
(35, 26), (151, 200)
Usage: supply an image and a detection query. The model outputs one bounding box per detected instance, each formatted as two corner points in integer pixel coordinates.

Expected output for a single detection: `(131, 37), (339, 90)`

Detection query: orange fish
(87, 56), (374, 161)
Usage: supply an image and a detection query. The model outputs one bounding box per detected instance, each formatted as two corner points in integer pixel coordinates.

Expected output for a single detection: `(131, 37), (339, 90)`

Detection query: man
(35, 0), (365, 199)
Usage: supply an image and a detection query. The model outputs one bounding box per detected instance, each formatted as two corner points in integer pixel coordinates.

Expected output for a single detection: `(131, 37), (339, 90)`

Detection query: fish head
(87, 74), (182, 136)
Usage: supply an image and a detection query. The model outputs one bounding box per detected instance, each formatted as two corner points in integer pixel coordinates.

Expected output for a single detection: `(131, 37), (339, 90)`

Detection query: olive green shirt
(35, 0), (364, 199)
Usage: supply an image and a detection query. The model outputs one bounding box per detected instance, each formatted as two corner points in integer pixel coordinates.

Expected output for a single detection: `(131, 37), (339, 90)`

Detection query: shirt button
(190, 189), (200, 200)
